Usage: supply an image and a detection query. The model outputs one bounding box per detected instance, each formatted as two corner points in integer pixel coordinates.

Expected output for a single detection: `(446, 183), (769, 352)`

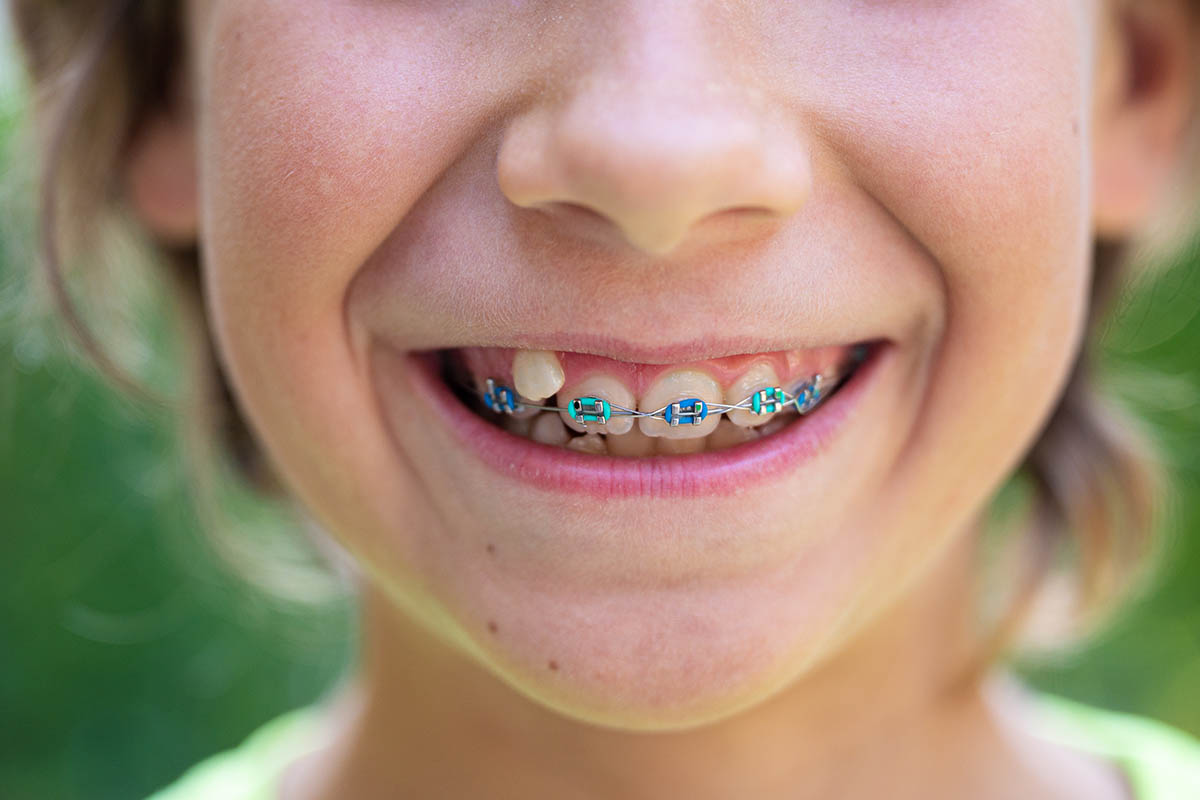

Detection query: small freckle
(486, 543), (496, 556)
(548, 659), (559, 671)
(1071, 117), (1080, 136)
(487, 620), (498, 634)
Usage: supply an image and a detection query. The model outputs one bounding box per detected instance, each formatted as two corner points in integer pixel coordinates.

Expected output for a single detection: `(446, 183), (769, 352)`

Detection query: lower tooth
(757, 413), (794, 437)
(504, 415), (534, 437)
(707, 418), (760, 451)
(656, 436), (707, 455)
(566, 433), (609, 455)
(510, 396), (543, 419)
(530, 413), (571, 446)
(607, 426), (657, 457)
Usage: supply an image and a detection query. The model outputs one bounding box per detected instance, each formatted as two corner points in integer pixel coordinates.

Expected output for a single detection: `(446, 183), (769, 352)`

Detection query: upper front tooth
(726, 362), (782, 428)
(558, 374), (636, 434)
(637, 369), (722, 439)
(512, 350), (565, 401)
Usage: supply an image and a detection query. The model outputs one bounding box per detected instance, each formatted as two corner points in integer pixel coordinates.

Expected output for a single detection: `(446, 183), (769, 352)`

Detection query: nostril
(552, 201), (609, 222)
(690, 205), (785, 239)
(532, 201), (779, 252)
(739, 206), (776, 216)
(705, 206), (778, 221)
(530, 200), (623, 239)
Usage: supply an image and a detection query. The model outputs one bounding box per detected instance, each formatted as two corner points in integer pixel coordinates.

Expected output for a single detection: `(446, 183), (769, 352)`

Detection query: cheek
(200, 4), (464, 318)
(824, 3), (1092, 291)
(817, 2), (1094, 524)
(196, 0), (555, 374)
(192, 2), (504, 556)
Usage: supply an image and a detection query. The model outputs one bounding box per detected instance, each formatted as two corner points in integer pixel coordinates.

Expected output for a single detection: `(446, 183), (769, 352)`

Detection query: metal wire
(457, 367), (851, 424)
(443, 343), (874, 432)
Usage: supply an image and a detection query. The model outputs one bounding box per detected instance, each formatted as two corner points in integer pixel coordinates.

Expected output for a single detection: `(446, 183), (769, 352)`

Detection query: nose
(496, 20), (812, 256)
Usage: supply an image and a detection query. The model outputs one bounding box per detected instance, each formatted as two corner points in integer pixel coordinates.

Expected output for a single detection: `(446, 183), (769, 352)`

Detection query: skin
(124, 0), (1195, 797)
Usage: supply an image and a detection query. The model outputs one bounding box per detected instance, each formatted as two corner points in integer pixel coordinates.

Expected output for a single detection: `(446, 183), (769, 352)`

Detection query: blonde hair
(9, 1), (1198, 676)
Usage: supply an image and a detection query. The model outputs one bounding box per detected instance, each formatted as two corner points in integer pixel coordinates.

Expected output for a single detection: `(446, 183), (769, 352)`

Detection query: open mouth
(434, 342), (875, 457)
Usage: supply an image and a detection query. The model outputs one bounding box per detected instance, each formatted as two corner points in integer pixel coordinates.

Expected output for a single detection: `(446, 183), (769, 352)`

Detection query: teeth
(816, 363), (840, 387)
(637, 369), (723, 439)
(656, 436), (707, 455)
(473, 375), (539, 418)
(511, 400), (542, 419)
(566, 433), (609, 455)
(530, 412), (572, 446)
(512, 350), (565, 401)
(725, 362), (782, 428)
(609, 424), (657, 455)
(757, 413), (794, 438)
(558, 374), (636, 435)
(791, 374), (826, 415)
(707, 418), (761, 449)
(606, 426), (657, 457)
(503, 415), (534, 437)
(508, 388), (543, 418)
(475, 346), (861, 454)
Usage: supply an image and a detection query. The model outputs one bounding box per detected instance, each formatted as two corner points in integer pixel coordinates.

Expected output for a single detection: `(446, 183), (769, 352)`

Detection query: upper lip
(435, 334), (878, 365)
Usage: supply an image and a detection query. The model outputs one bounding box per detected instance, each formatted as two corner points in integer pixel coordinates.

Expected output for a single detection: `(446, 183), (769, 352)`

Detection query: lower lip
(404, 343), (890, 499)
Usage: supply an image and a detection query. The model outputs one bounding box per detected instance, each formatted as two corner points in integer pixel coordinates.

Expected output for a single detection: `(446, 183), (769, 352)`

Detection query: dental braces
(470, 370), (840, 430)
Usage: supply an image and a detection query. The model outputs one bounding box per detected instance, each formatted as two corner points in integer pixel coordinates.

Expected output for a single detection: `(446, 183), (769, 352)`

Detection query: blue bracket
(664, 398), (709, 426)
(483, 379), (518, 414)
(793, 381), (821, 414)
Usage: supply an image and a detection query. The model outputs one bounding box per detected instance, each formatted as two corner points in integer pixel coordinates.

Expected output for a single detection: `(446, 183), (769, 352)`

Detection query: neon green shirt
(147, 691), (1200, 799)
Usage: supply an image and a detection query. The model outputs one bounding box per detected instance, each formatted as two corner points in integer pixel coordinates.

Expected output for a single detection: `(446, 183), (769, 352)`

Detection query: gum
(454, 345), (854, 398)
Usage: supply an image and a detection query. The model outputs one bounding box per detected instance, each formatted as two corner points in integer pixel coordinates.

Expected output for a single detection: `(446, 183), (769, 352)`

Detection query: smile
(398, 339), (890, 499)
(440, 345), (871, 456)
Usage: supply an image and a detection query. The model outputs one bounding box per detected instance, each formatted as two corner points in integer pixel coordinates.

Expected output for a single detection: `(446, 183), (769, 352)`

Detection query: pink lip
(405, 342), (889, 499)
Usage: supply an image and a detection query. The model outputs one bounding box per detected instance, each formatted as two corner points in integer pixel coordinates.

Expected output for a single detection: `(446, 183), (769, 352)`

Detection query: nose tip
(497, 81), (812, 256)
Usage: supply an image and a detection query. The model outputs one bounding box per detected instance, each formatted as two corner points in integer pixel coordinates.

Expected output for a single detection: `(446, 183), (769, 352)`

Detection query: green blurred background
(2, 11), (1200, 800)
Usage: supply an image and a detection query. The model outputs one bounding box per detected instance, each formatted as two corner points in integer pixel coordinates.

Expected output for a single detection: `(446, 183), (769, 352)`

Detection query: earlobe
(122, 99), (199, 247)
(1091, 0), (1197, 239)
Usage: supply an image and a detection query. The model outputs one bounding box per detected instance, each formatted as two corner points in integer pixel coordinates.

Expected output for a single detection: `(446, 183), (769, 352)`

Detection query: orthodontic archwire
(458, 345), (869, 430)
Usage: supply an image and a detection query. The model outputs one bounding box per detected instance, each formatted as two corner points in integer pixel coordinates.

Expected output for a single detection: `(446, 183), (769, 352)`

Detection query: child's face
(177, 0), (1153, 725)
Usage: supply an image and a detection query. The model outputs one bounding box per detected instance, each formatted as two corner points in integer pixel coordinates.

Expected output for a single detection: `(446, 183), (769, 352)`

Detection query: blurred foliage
(1014, 245), (1200, 734)
(2, 26), (1200, 800)
(0, 43), (355, 800)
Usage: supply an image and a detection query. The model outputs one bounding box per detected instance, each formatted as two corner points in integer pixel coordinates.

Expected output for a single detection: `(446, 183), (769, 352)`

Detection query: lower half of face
(193, 0), (1095, 728)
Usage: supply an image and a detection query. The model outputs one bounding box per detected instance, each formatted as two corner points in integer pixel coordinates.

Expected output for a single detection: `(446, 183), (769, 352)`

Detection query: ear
(121, 74), (198, 246)
(1092, 0), (1198, 239)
